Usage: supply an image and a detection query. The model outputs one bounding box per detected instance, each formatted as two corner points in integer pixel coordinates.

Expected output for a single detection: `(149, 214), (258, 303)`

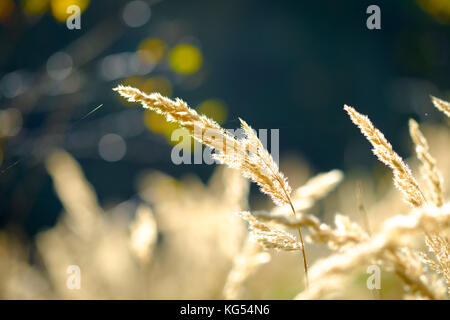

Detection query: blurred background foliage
(0, 0), (449, 238)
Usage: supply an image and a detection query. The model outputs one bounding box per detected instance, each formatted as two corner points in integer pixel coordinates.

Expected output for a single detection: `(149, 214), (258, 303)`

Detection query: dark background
(0, 0), (449, 236)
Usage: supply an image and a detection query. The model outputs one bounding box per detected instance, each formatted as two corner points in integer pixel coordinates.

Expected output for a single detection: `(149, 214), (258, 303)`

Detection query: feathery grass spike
(114, 85), (309, 287)
(409, 119), (444, 207)
(344, 105), (425, 207)
(431, 96), (450, 118)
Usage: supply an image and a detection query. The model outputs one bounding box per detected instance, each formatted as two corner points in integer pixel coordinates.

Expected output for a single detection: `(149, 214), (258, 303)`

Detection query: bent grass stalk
(113, 85), (309, 288)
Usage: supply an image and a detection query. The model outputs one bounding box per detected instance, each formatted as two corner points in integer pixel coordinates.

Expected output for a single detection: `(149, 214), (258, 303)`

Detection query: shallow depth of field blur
(0, 0), (449, 299)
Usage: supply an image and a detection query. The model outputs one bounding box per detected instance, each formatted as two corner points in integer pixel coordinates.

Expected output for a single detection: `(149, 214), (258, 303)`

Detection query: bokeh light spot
(100, 54), (128, 81)
(122, 76), (144, 89)
(0, 108), (23, 137)
(144, 111), (168, 134)
(197, 99), (227, 124)
(50, 0), (89, 23)
(169, 44), (203, 74)
(0, 71), (28, 98)
(122, 0), (151, 28)
(137, 38), (166, 64)
(142, 77), (172, 97)
(22, 0), (49, 15)
(128, 52), (155, 76)
(143, 110), (190, 146)
(47, 51), (73, 81)
(98, 133), (127, 162)
(417, 0), (450, 24)
(0, 0), (15, 21)
(144, 111), (178, 136)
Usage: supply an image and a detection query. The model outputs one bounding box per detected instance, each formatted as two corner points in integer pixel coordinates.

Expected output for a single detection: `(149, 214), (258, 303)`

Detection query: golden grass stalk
(420, 235), (450, 293)
(235, 118), (293, 206)
(113, 86), (290, 206)
(238, 211), (302, 251)
(431, 96), (450, 118)
(409, 119), (444, 207)
(342, 106), (450, 299)
(344, 105), (425, 207)
(114, 85), (309, 286)
(295, 204), (450, 300)
(224, 169), (344, 296)
(253, 211), (368, 249)
(388, 247), (437, 299)
(408, 117), (448, 294)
